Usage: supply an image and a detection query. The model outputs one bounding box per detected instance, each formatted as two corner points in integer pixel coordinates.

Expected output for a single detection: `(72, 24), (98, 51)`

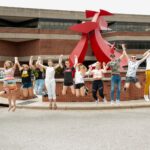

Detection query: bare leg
(0, 91), (6, 95)
(11, 90), (17, 112)
(135, 82), (141, 89)
(8, 92), (13, 111)
(22, 88), (29, 99)
(124, 82), (130, 89)
(53, 99), (57, 110)
(28, 87), (34, 99)
(70, 85), (75, 95)
(49, 99), (52, 109)
(80, 86), (85, 97)
(62, 86), (68, 95)
(75, 89), (80, 97)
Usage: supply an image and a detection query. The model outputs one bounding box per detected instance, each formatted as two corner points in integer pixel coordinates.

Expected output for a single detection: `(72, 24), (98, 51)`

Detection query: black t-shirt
(63, 67), (75, 83)
(33, 68), (45, 80)
(21, 69), (32, 84)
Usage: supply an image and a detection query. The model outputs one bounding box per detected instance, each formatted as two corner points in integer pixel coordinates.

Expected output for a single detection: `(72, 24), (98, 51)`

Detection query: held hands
(88, 65), (92, 70)
(37, 56), (41, 65)
(37, 56), (41, 61)
(59, 54), (63, 60)
(121, 43), (126, 50)
(14, 57), (18, 64)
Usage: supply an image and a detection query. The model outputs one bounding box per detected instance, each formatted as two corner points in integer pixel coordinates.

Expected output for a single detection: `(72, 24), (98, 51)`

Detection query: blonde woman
(0, 58), (17, 111)
(122, 44), (150, 92)
(37, 55), (63, 109)
(88, 62), (107, 103)
(16, 58), (34, 99)
(74, 63), (88, 97)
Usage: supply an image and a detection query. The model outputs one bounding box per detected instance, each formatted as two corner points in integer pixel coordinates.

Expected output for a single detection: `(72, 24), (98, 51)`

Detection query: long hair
(4, 60), (14, 69)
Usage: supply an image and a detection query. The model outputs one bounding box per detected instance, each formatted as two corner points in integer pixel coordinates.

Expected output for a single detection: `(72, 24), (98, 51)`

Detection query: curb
(16, 103), (150, 110)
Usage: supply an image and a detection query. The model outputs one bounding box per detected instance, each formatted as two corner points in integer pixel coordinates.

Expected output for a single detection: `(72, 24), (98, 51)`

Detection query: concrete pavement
(0, 108), (150, 150)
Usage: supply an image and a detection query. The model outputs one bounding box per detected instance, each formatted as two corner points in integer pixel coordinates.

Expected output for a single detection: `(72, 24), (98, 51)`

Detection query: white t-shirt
(91, 69), (105, 79)
(45, 67), (55, 82)
(126, 61), (140, 77)
(74, 70), (84, 84)
(146, 55), (150, 70)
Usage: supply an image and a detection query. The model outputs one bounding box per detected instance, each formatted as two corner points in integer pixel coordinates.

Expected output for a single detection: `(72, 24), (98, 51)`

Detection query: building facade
(0, 6), (149, 66)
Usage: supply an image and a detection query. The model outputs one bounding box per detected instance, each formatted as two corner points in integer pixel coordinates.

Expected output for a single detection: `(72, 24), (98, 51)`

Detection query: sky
(0, 0), (150, 15)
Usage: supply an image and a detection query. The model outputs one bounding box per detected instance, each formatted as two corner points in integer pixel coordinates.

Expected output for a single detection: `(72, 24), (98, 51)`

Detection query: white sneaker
(111, 100), (114, 104)
(103, 97), (107, 103)
(116, 100), (120, 105)
(95, 99), (99, 104)
(144, 95), (150, 102)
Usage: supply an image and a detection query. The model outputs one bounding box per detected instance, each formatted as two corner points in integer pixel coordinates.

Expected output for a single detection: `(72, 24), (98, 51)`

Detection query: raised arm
(54, 55), (63, 70)
(11, 57), (18, 70)
(102, 62), (107, 73)
(138, 51), (150, 64)
(37, 57), (47, 70)
(73, 55), (78, 68)
(120, 44), (129, 61)
(143, 49), (150, 57)
(105, 61), (111, 71)
(29, 56), (35, 70)
(15, 57), (23, 71)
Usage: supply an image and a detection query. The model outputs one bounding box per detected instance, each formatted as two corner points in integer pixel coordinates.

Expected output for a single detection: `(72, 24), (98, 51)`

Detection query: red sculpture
(69, 9), (127, 68)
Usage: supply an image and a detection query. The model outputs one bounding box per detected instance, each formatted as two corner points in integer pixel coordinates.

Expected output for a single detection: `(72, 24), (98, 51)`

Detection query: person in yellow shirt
(143, 50), (150, 101)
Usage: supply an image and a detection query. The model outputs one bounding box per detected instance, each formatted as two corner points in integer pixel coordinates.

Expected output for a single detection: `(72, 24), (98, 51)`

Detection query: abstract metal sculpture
(69, 9), (127, 68)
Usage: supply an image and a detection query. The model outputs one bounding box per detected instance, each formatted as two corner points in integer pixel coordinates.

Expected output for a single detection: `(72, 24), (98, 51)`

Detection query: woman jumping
(37, 55), (63, 109)
(0, 58), (18, 111)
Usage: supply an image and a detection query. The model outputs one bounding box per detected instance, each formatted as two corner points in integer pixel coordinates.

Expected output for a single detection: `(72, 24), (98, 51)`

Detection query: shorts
(3, 79), (17, 91)
(125, 77), (139, 83)
(75, 83), (85, 89)
(63, 81), (74, 86)
(22, 82), (33, 88)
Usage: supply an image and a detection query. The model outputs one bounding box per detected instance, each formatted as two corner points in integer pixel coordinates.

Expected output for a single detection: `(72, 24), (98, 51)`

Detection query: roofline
(0, 6), (150, 22)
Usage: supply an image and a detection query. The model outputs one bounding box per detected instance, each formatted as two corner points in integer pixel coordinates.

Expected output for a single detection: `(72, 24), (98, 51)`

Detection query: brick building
(0, 6), (149, 65)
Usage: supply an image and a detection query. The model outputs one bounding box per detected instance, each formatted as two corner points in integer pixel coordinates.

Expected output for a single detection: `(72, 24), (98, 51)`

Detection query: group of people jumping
(0, 44), (150, 112)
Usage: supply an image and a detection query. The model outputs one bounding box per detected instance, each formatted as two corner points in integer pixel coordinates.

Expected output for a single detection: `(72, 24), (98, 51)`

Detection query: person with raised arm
(29, 56), (45, 96)
(74, 55), (88, 97)
(87, 61), (107, 103)
(105, 46), (126, 104)
(0, 58), (18, 111)
(60, 58), (75, 96)
(122, 44), (150, 101)
(16, 57), (34, 100)
(37, 55), (63, 109)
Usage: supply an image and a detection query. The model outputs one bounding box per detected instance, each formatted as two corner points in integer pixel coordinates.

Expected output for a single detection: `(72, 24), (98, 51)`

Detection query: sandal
(54, 103), (57, 110)
(49, 103), (52, 109)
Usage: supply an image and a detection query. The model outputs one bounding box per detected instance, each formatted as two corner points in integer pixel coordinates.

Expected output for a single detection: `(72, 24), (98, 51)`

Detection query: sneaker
(95, 99), (99, 104)
(103, 97), (107, 103)
(110, 100), (114, 104)
(116, 99), (120, 104)
(144, 95), (150, 102)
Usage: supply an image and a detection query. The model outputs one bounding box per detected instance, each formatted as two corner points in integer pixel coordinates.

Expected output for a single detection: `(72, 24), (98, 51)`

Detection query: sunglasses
(131, 56), (136, 59)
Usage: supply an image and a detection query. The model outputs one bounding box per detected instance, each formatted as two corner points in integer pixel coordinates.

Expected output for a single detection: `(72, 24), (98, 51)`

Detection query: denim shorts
(22, 82), (33, 88)
(125, 77), (139, 83)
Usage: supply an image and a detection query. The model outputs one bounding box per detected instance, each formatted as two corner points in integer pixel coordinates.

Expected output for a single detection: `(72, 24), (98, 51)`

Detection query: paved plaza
(0, 108), (150, 150)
